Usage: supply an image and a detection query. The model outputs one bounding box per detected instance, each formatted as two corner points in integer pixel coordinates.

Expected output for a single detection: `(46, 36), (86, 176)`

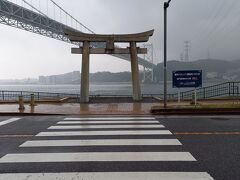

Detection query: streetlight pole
(163, 0), (172, 109)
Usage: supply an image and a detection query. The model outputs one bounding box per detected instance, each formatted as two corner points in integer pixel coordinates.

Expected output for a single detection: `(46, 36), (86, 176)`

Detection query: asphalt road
(158, 115), (240, 180)
(0, 115), (239, 180)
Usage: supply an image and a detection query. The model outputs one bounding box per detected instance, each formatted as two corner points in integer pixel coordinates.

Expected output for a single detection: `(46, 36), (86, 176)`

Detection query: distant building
(39, 71), (80, 84)
(206, 72), (218, 79)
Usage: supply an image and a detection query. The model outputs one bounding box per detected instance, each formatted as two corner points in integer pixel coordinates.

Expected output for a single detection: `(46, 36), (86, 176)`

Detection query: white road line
(37, 130), (172, 136)
(64, 117), (155, 120)
(57, 120), (159, 124)
(0, 118), (21, 127)
(48, 124), (165, 130)
(0, 152), (196, 163)
(0, 172), (215, 180)
(20, 139), (182, 147)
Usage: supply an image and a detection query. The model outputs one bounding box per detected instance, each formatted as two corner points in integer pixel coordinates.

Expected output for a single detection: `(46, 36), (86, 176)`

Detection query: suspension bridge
(0, 0), (156, 83)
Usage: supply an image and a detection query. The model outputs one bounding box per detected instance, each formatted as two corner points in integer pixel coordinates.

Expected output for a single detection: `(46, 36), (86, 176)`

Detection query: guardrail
(178, 82), (240, 100)
(0, 82), (239, 102)
(143, 82), (240, 100)
(0, 90), (80, 101)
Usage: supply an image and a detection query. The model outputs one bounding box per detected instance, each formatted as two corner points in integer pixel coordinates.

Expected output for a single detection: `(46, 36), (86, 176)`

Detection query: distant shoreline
(0, 80), (229, 85)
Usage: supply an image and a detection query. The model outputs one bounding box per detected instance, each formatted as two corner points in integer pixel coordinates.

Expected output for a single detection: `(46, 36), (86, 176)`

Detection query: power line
(192, 1), (238, 56)
(209, 1), (240, 44)
(205, 0), (237, 42)
(189, 0), (224, 44)
(191, 0), (225, 45)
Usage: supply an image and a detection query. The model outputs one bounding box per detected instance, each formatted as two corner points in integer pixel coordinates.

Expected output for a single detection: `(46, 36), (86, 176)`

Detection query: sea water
(0, 82), (215, 95)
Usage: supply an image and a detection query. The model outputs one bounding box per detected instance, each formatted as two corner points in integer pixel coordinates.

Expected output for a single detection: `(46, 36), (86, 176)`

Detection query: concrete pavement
(0, 98), (239, 115)
(0, 103), (157, 115)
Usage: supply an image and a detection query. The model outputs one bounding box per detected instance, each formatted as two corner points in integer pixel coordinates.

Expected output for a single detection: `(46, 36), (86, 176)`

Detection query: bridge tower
(142, 44), (155, 83)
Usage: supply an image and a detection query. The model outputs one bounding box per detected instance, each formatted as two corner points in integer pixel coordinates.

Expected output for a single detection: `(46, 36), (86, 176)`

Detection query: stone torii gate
(65, 29), (154, 103)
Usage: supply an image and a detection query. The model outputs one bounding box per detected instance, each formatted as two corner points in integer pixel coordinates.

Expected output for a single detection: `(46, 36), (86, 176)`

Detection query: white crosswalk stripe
(20, 139), (182, 147)
(57, 120), (159, 124)
(37, 130), (172, 136)
(0, 172), (214, 180)
(0, 152), (196, 163)
(0, 118), (21, 127)
(48, 124), (165, 129)
(64, 117), (156, 120)
(0, 116), (214, 180)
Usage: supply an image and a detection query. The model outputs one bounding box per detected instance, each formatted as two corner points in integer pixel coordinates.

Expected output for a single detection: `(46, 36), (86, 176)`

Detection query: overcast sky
(1, 0), (240, 79)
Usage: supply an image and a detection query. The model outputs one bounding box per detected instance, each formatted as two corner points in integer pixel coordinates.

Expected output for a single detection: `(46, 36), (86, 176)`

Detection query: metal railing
(0, 82), (239, 102)
(143, 82), (240, 100)
(0, 90), (80, 101)
(175, 82), (240, 100)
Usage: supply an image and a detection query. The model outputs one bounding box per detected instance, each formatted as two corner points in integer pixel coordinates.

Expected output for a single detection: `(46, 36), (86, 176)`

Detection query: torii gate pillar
(81, 41), (90, 103)
(65, 29), (154, 103)
(130, 42), (141, 101)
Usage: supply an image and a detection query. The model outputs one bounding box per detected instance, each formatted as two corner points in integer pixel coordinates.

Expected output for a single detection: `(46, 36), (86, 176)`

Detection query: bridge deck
(0, 0), (155, 68)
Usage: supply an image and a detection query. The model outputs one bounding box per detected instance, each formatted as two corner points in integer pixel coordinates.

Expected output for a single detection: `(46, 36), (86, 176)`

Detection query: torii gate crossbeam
(65, 29), (154, 102)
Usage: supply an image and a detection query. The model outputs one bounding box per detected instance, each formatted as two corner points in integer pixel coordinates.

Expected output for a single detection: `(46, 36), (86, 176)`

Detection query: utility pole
(163, 0), (172, 109)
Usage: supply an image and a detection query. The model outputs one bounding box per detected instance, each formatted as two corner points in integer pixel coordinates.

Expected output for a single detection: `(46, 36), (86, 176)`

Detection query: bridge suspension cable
(49, 0), (94, 34)
(17, 0), (94, 34)
(22, 0), (47, 17)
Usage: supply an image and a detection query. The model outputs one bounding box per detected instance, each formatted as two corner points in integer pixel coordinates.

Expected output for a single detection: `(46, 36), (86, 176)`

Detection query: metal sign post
(163, 0), (172, 109)
(178, 88), (181, 104)
(194, 88), (197, 107)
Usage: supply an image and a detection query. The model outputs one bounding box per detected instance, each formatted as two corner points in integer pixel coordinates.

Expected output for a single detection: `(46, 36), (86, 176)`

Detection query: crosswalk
(0, 116), (214, 180)
(0, 118), (21, 127)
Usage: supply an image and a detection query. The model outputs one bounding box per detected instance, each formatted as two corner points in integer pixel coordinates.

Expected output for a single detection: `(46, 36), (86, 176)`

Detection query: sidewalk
(0, 98), (239, 115)
(0, 103), (159, 115)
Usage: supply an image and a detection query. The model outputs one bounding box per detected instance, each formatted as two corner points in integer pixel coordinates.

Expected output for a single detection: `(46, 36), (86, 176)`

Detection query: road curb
(151, 108), (240, 115)
(0, 112), (65, 116)
(0, 112), (152, 116)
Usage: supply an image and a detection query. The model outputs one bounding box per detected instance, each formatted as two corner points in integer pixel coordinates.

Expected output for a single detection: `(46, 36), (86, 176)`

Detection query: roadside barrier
(18, 96), (25, 110)
(0, 82), (239, 102)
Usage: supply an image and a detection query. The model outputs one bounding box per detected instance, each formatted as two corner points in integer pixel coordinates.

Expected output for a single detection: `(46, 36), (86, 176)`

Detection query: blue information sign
(172, 70), (202, 88)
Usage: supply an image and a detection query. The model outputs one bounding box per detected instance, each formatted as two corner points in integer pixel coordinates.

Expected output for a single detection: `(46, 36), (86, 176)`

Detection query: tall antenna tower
(184, 41), (190, 61)
(180, 52), (184, 61)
